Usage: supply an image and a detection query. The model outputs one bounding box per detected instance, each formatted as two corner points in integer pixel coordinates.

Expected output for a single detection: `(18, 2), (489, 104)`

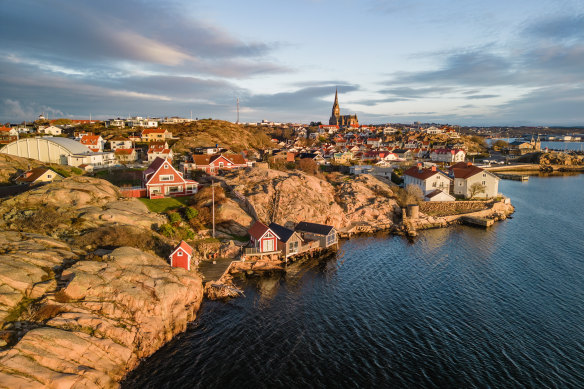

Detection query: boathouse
(169, 240), (193, 270)
(294, 221), (338, 248)
(269, 222), (304, 258)
(248, 221), (281, 254)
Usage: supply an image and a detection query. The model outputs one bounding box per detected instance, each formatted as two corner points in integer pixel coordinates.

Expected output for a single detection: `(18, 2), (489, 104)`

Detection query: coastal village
(0, 92), (583, 386)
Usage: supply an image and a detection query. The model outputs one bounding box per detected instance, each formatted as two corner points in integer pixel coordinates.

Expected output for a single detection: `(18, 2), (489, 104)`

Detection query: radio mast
(236, 97), (240, 124)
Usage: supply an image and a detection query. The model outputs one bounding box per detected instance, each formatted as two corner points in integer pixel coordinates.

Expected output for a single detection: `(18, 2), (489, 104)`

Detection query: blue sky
(1, 0), (583, 125)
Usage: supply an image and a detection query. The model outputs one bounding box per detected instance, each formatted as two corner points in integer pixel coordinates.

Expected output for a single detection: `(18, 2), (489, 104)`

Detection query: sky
(1, 0), (583, 126)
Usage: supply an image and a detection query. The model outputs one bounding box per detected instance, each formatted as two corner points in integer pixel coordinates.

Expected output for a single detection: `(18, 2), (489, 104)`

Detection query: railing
(244, 248), (281, 256)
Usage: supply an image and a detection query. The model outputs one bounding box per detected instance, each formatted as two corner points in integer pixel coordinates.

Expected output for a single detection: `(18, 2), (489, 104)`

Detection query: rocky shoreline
(0, 169), (514, 388)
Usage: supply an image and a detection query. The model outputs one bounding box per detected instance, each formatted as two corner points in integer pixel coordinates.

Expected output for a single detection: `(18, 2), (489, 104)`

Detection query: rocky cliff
(0, 233), (203, 388)
(0, 177), (204, 388)
(220, 167), (400, 233)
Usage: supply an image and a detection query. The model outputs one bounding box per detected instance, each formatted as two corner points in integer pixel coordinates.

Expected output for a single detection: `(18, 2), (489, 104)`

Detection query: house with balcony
(143, 157), (198, 199)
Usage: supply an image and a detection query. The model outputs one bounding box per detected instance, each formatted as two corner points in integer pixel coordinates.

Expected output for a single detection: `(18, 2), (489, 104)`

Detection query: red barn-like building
(248, 221), (280, 253)
(143, 157), (198, 199)
(169, 241), (193, 270)
(183, 153), (249, 176)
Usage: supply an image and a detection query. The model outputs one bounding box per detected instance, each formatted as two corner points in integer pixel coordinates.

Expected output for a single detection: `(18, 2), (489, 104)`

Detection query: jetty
(461, 216), (494, 228)
(494, 173), (529, 181)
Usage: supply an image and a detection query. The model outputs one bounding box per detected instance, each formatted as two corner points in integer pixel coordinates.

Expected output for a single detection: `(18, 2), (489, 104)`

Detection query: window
(160, 175), (174, 181)
(164, 164), (169, 169)
(177, 251), (183, 256)
(219, 162), (224, 168)
(482, 181), (486, 185)
(47, 174), (52, 178)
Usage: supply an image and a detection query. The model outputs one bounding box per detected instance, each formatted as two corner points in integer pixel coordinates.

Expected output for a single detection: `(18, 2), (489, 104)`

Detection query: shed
(169, 241), (193, 270)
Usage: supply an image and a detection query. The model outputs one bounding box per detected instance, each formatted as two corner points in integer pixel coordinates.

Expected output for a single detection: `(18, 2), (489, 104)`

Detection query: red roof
(114, 148), (135, 155)
(144, 157), (167, 176)
(403, 166), (444, 180)
(80, 135), (101, 146)
(172, 241), (193, 256)
(0, 127), (12, 132)
(248, 220), (278, 241)
(142, 128), (167, 135)
(448, 162), (484, 179)
(192, 155), (212, 165)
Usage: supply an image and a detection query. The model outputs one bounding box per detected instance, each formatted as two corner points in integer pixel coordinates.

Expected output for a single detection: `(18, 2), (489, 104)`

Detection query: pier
(494, 173), (529, 181)
(461, 216), (495, 228)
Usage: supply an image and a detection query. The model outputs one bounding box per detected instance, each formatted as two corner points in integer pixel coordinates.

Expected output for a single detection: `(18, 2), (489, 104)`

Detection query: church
(329, 89), (358, 127)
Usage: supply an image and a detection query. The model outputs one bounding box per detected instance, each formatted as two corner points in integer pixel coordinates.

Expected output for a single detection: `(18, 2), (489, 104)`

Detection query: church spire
(331, 88), (340, 118)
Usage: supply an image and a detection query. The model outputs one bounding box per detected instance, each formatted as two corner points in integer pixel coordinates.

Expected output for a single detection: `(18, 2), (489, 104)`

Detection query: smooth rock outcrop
(0, 235), (204, 388)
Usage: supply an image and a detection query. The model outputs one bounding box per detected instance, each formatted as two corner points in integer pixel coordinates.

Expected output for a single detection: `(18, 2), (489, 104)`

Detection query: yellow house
(141, 128), (172, 142)
(15, 167), (63, 185)
(334, 151), (354, 164)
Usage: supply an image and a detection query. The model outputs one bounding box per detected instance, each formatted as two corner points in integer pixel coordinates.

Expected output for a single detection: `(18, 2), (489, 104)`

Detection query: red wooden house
(248, 221), (280, 253)
(183, 153), (249, 176)
(143, 157), (198, 199)
(169, 240), (193, 270)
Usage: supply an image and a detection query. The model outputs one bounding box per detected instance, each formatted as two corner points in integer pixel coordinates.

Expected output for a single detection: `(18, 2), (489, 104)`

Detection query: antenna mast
(236, 97), (240, 124)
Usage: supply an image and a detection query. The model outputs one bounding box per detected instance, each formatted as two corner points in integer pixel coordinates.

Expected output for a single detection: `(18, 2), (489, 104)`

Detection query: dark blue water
(124, 174), (584, 388)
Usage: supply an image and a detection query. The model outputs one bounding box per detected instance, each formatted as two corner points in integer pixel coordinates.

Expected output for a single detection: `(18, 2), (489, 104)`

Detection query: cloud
(0, 0), (285, 78)
(523, 14), (584, 41)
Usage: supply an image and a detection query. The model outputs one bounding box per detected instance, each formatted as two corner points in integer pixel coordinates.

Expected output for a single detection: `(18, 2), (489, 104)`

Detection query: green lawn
(138, 197), (191, 213)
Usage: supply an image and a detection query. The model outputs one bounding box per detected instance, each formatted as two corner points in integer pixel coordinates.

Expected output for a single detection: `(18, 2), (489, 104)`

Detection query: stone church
(329, 89), (358, 127)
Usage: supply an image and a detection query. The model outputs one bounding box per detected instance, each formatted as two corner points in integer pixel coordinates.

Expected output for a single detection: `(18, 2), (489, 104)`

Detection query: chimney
(417, 162), (423, 172)
(467, 162), (472, 167)
(431, 165), (436, 172)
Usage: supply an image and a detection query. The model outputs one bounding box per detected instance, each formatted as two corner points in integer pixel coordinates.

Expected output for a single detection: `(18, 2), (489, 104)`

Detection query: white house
(67, 151), (117, 168)
(109, 137), (133, 150)
(39, 126), (62, 136)
(424, 189), (456, 202)
(425, 126), (444, 135)
(403, 164), (453, 195)
(430, 149), (466, 163)
(448, 162), (500, 199)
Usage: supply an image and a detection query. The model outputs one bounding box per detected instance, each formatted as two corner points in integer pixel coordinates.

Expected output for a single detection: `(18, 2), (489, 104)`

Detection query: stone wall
(419, 201), (490, 216)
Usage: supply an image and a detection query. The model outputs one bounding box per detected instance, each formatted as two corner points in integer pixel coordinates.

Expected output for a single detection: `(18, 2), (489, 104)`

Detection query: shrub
(184, 207), (199, 220)
(167, 211), (182, 225)
(298, 158), (318, 175)
(159, 223), (177, 238)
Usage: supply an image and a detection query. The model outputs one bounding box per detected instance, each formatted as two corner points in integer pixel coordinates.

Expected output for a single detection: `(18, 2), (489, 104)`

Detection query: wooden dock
(494, 173), (529, 181)
(461, 216), (494, 228)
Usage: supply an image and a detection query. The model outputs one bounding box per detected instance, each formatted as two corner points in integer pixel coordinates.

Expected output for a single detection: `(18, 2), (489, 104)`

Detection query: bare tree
(405, 184), (424, 204)
(469, 182), (486, 199)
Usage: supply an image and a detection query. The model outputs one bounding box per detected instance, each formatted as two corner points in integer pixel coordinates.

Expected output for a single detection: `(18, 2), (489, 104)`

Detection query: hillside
(0, 154), (84, 184)
(161, 120), (273, 153)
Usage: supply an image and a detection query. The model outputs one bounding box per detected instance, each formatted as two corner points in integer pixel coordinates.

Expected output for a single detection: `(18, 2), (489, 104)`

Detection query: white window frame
(160, 175), (174, 181)
(177, 251), (183, 256)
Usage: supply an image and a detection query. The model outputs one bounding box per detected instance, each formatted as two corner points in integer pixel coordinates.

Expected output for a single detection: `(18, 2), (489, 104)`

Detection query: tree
(493, 140), (509, 150)
(298, 158), (318, 175)
(405, 184), (424, 204)
(468, 182), (486, 199)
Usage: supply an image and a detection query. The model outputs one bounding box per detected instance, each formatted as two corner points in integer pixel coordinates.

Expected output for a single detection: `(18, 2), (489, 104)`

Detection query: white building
(424, 189), (456, 202)
(39, 126), (62, 136)
(68, 152), (117, 168)
(430, 149), (466, 163)
(449, 162), (500, 199)
(109, 137), (133, 150)
(403, 164), (453, 195)
(0, 137), (115, 169)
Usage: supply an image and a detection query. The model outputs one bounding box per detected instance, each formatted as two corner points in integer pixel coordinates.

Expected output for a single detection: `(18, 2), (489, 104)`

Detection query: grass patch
(139, 197), (191, 213)
(94, 169), (144, 187)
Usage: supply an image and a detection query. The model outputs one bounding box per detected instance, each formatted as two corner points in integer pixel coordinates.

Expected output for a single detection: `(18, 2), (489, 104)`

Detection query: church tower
(330, 89), (340, 125)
